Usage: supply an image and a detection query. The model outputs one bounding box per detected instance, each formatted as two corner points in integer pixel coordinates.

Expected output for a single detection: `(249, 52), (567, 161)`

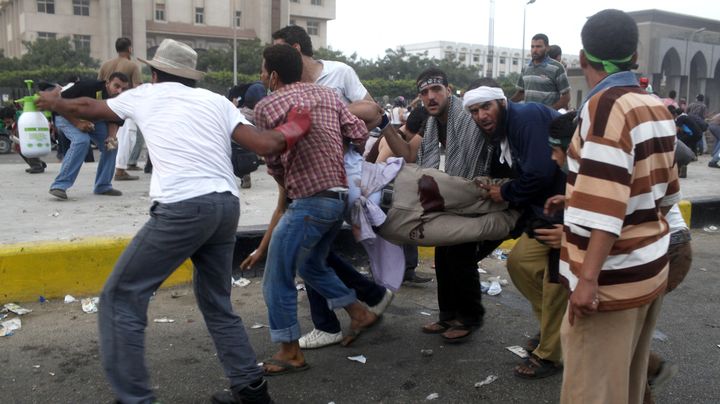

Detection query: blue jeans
(99, 192), (262, 404)
(307, 252), (385, 334)
(51, 116), (116, 193)
(709, 124), (720, 164)
(262, 196), (356, 343)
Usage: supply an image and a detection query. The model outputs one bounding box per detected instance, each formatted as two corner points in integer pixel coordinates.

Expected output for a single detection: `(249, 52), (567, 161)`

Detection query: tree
(196, 38), (265, 76)
(21, 38), (98, 69)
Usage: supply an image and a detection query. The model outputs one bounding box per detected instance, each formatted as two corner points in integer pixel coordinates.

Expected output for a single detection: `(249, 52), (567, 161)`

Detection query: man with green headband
(558, 9), (680, 404)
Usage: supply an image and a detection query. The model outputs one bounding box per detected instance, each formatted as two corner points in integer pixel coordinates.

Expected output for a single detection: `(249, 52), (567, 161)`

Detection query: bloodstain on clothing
(418, 175), (445, 213)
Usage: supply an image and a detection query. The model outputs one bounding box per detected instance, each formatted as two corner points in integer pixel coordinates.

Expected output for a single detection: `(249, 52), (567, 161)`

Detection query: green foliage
(0, 67), (97, 88)
(196, 38), (264, 75)
(199, 71), (260, 95)
(497, 72), (521, 97)
(20, 38), (99, 69)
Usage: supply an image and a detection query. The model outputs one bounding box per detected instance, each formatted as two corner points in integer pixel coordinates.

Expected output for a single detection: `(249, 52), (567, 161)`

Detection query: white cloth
(462, 86), (507, 111)
(499, 138), (513, 168)
(115, 118), (137, 170)
(390, 107), (404, 125)
(360, 238), (405, 292)
(666, 204), (688, 233)
(316, 60), (368, 104)
(107, 82), (249, 203)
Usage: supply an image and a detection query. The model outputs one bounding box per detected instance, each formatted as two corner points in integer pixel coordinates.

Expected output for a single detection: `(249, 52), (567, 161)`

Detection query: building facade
(400, 40), (579, 78)
(567, 10), (720, 113)
(0, 0), (335, 62)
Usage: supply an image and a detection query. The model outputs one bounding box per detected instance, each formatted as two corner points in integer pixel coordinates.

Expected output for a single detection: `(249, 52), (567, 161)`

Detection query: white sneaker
(298, 328), (343, 349)
(368, 289), (394, 317)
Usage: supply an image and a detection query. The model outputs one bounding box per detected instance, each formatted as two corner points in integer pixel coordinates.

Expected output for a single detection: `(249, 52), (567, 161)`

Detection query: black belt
(314, 189), (348, 201)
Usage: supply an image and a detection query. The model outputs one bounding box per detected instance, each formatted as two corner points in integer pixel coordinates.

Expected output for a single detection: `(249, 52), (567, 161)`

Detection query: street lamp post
(685, 27), (706, 105)
(520, 0), (536, 69)
(231, 1), (239, 86)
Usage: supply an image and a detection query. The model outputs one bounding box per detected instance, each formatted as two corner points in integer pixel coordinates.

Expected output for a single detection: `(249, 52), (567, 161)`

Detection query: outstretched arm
(37, 87), (120, 122)
(231, 106), (311, 156)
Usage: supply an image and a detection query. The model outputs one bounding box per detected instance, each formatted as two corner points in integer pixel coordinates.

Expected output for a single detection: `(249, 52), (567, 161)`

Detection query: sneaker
(114, 170), (139, 181)
(368, 289), (394, 317)
(26, 166), (45, 174)
(649, 361), (678, 395)
(211, 378), (273, 404)
(709, 161), (720, 168)
(298, 328), (342, 349)
(403, 273), (432, 284)
(49, 188), (67, 200)
(241, 174), (252, 189)
(97, 188), (122, 196)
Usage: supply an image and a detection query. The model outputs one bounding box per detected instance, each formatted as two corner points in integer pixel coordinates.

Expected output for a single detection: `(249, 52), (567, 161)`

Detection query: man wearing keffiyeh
(464, 81), (568, 380)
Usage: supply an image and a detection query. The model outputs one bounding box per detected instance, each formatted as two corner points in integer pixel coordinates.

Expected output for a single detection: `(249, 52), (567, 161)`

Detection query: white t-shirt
(107, 82), (249, 203)
(316, 60), (368, 104)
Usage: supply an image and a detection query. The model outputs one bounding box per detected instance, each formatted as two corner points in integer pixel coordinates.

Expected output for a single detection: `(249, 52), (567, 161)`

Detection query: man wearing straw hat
(38, 38), (311, 404)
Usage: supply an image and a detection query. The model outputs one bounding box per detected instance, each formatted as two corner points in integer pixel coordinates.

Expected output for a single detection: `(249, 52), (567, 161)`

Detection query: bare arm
(37, 87), (120, 122)
(568, 229), (616, 325)
(347, 100), (383, 131)
(240, 185), (287, 270)
(381, 124), (417, 162)
(553, 92), (570, 110)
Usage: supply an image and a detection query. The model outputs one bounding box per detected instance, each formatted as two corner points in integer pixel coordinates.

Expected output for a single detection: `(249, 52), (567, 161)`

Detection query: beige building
(568, 9), (720, 113)
(0, 0), (335, 62)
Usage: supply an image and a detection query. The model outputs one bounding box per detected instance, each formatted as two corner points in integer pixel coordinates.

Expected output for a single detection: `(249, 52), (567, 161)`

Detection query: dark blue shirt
(499, 101), (566, 222)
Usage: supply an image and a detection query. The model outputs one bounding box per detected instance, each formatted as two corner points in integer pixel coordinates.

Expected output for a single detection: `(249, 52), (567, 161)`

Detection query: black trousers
(435, 239), (502, 326)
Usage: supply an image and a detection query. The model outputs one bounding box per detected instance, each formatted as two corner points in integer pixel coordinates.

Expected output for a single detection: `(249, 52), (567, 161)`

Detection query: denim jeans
(709, 124), (720, 164)
(51, 116), (116, 193)
(99, 192), (262, 404)
(307, 251), (385, 334)
(262, 196), (357, 343)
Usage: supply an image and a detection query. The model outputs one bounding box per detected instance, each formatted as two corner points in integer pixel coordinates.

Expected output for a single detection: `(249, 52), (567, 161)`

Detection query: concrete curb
(1, 198), (711, 303)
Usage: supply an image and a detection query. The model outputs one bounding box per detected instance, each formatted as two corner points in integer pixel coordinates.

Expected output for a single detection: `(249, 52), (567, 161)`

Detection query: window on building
(73, 34), (91, 51)
(458, 53), (466, 62)
(311, 0), (322, 5)
(234, 10), (242, 27)
(195, 7), (204, 24)
(306, 20), (319, 35)
(73, 0), (89, 16)
(512, 58), (518, 65)
(445, 52), (454, 61)
(155, 3), (165, 21)
(472, 55), (479, 63)
(37, 32), (56, 40)
(289, 19), (296, 26)
(37, 0), (55, 14)
(486, 56), (493, 63)
(499, 57), (506, 64)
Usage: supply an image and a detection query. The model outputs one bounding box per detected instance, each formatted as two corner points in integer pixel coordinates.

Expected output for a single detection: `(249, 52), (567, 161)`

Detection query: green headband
(583, 49), (633, 74)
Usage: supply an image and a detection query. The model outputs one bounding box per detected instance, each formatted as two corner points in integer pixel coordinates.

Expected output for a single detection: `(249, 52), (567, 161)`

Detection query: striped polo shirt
(516, 57), (570, 107)
(560, 86), (681, 311)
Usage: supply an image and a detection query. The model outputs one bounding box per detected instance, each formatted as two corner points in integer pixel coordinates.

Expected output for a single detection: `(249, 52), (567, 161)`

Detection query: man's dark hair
(581, 9), (638, 73)
(668, 90), (677, 99)
(696, 94), (704, 102)
(108, 72), (130, 84)
(532, 33), (549, 46)
(271, 25), (313, 57)
(416, 67), (448, 88)
(548, 45), (562, 60)
(667, 105), (679, 117)
(549, 111), (578, 152)
(263, 44), (303, 85)
(151, 67), (197, 88)
(0, 106), (16, 120)
(466, 77), (501, 91)
(115, 37), (132, 53)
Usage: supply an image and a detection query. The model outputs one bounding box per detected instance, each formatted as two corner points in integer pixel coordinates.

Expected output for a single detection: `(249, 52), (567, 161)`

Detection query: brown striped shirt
(560, 86), (681, 311)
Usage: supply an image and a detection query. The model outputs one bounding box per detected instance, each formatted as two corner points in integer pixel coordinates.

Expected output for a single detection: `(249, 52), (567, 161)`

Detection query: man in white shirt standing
(37, 39), (311, 404)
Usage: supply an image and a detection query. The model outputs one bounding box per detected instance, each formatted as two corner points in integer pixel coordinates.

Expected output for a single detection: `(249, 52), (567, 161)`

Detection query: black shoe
(403, 273), (432, 284)
(26, 167), (44, 174)
(49, 188), (67, 200)
(211, 379), (273, 404)
(709, 161), (720, 168)
(97, 188), (122, 196)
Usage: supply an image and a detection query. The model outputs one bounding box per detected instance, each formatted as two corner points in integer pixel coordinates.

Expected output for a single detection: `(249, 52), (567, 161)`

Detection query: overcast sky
(326, 0), (720, 60)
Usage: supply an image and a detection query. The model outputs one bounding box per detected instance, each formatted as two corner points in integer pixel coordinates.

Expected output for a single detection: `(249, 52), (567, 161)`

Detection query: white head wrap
(462, 86), (506, 112)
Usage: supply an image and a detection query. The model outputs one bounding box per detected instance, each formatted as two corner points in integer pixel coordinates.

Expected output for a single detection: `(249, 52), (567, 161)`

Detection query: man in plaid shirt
(254, 44), (379, 375)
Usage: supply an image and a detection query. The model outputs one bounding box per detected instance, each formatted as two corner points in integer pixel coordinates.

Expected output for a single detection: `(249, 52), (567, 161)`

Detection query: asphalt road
(1, 230), (719, 404)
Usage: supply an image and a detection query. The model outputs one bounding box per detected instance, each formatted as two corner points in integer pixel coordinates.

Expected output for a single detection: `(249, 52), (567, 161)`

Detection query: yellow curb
(678, 199), (691, 227)
(418, 238), (517, 261)
(0, 237), (193, 303)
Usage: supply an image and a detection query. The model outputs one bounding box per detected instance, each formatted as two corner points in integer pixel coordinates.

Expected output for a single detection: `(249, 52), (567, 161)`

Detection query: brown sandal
(421, 320), (454, 334)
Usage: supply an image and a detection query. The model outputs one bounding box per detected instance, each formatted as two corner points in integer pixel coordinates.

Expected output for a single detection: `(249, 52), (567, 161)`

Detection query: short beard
(480, 102), (507, 141)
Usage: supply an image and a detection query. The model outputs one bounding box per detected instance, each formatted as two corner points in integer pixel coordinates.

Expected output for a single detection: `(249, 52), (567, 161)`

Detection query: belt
(314, 189), (348, 201)
(669, 228), (691, 245)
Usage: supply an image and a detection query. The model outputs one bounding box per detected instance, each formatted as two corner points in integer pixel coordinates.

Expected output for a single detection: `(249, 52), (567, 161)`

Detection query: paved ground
(1, 231), (719, 403)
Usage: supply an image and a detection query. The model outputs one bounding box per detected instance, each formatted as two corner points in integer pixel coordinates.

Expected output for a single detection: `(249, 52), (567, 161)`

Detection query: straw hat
(138, 39), (204, 81)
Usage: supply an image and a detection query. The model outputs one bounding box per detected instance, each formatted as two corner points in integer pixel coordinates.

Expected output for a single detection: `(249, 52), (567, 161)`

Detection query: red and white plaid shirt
(255, 82), (368, 199)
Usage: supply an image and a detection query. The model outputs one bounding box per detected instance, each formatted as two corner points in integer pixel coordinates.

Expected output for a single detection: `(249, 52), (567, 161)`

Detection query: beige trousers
(560, 295), (664, 404)
(378, 164), (519, 246)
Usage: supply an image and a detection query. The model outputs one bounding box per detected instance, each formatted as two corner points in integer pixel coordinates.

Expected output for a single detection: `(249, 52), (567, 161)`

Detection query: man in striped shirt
(511, 33), (571, 110)
(559, 9), (680, 404)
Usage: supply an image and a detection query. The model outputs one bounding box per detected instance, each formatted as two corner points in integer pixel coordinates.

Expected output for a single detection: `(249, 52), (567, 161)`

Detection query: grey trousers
(378, 164), (520, 246)
(128, 128), (145, 166)
(99, 192), (262, 404)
